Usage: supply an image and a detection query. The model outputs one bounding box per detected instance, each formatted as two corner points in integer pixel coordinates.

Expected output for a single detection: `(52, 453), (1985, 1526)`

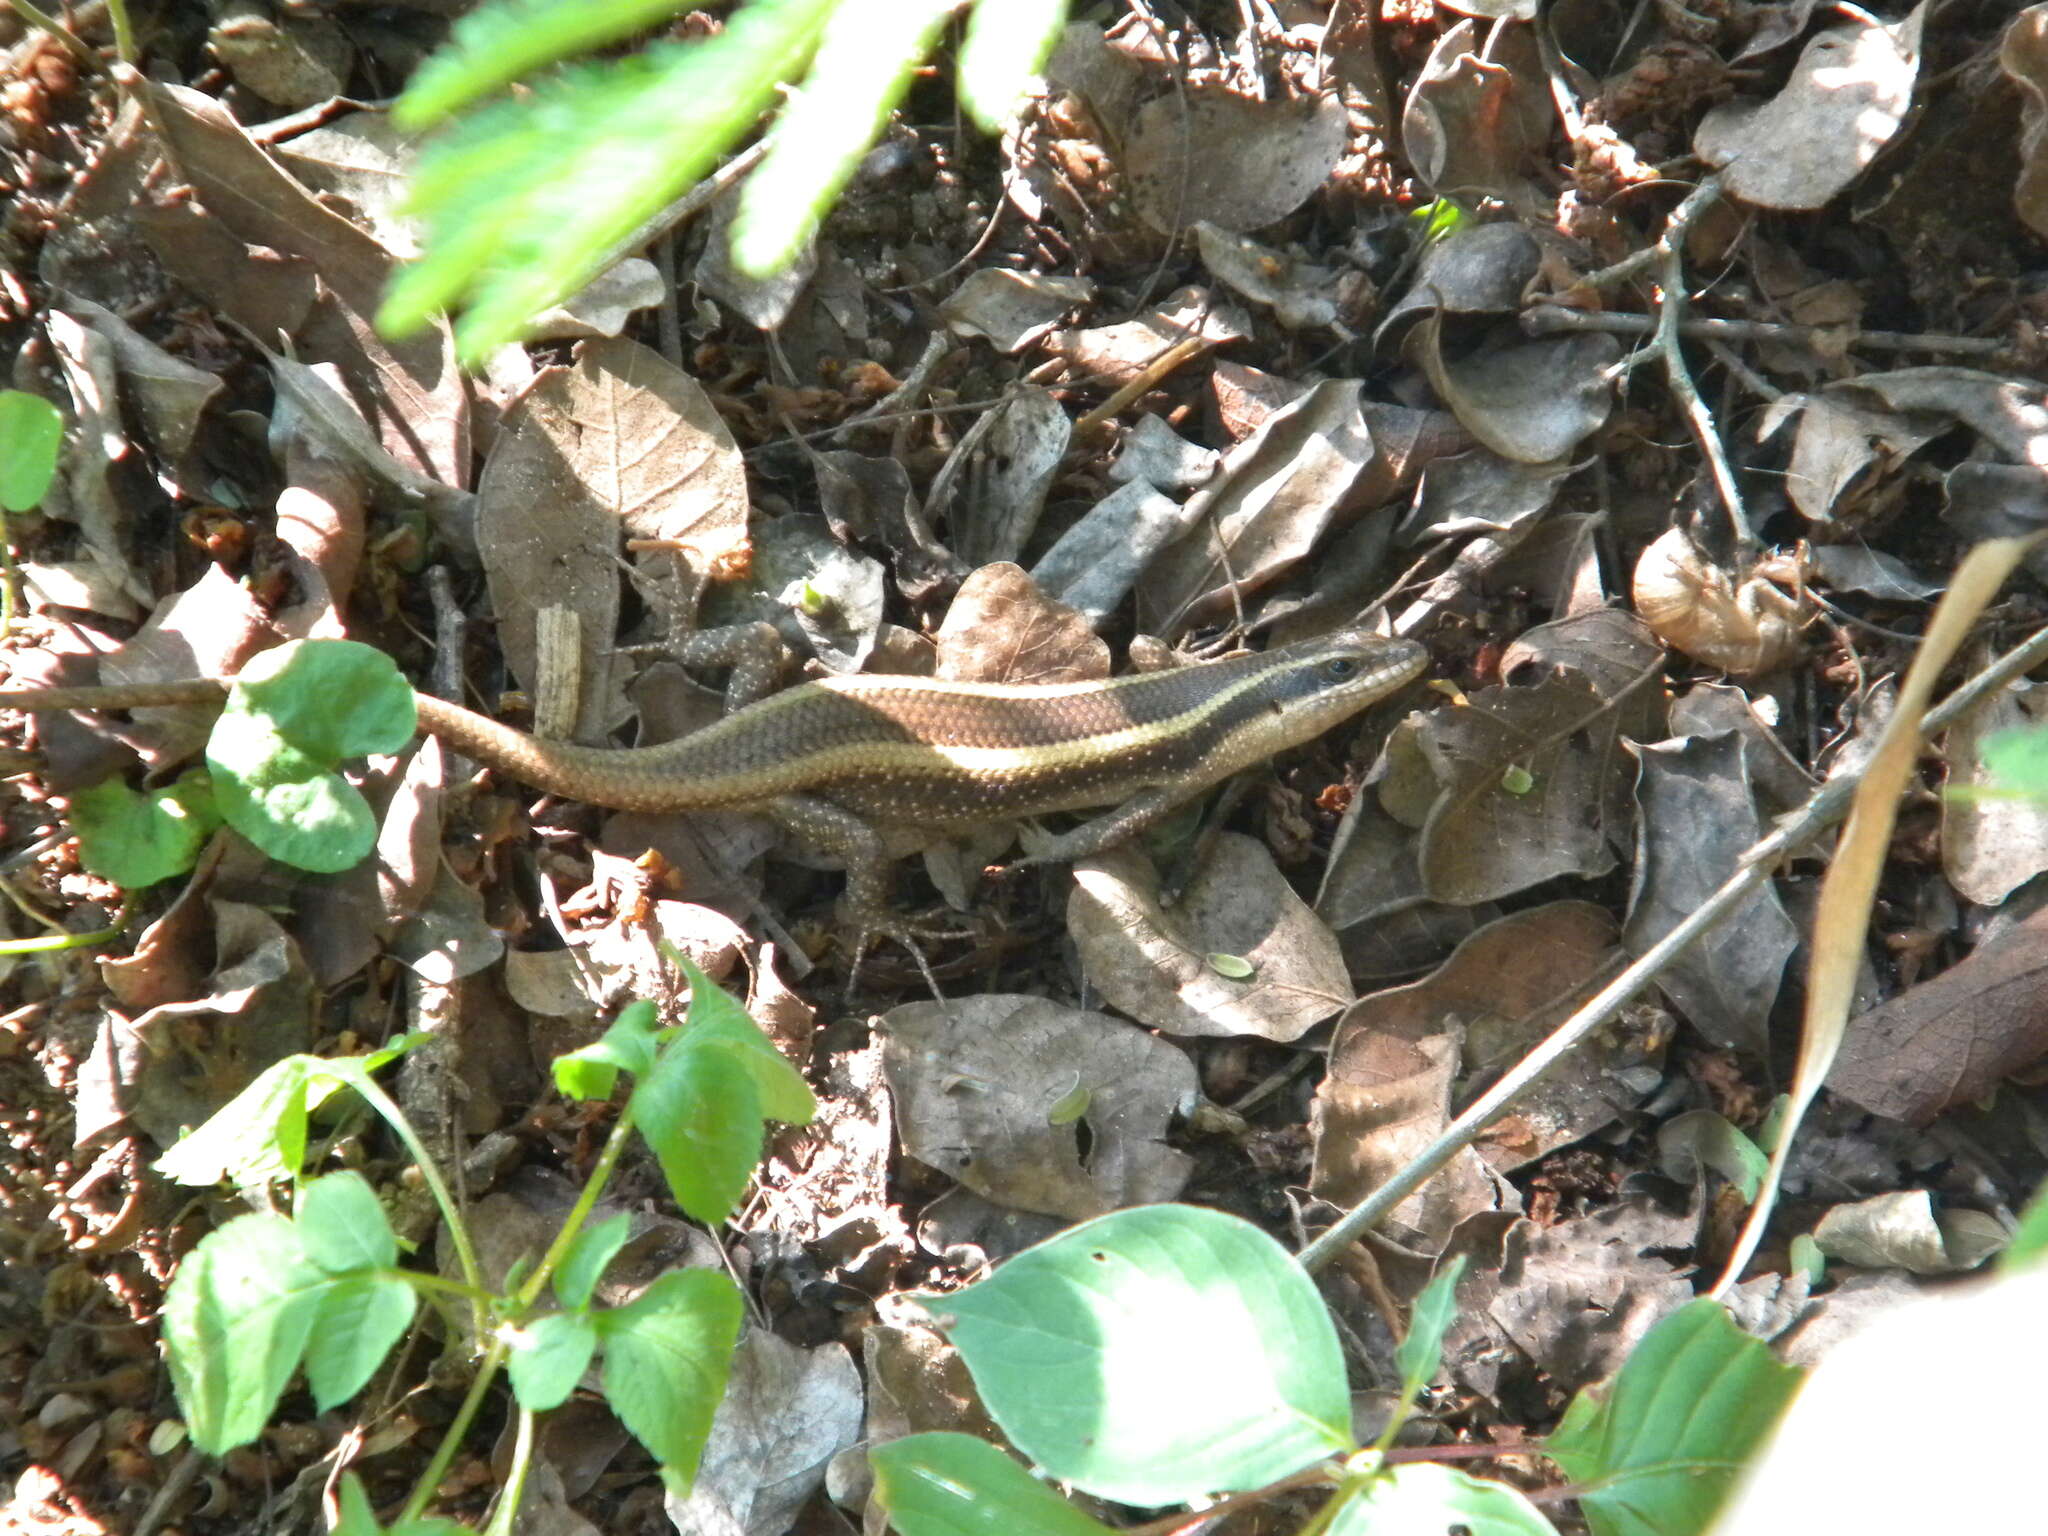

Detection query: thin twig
(1645, 174), (1751, 545)
(5, 0), (98, 66)
(1298, 614), (2048, 1273)
(1525, 303), (2009, 360)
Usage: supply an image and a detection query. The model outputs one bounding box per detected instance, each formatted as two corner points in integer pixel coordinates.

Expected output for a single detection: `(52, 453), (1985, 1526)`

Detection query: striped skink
(0, 629), (1427, 952)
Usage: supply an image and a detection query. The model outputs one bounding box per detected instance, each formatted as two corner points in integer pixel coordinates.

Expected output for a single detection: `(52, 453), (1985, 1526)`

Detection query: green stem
(481, 1403), (537, 1536)
(102, 0), (134, 63)
(399, 1335), (508, 1529)
(345, 1073), (485, 1304)
(0, 897), (130, 956)
(512, 1096), (637, 1312)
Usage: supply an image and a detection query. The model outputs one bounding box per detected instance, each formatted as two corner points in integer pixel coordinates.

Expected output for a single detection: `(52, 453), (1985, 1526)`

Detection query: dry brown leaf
(1068, 834), (1355, 1041)
(933, 563), (1108, 684)
(1124, 88), (1346, 235)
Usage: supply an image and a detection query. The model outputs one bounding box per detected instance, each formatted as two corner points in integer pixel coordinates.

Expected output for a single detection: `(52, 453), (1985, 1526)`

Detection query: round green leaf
(207, 709), (376, 874)
(508, 1312), (599, 1412)
(0, 389), (64, 512)
(227, 640), (417, 761)
(872, 1433), (1121, 1536)
(1328, 1464), (1558, 1536)
(929, 1205), (1351, 1504)
(69, 771), (220, 888)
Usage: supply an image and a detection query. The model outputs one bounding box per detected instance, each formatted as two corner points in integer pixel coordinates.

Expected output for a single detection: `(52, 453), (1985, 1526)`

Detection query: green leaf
(554, 999), (663, 1100)
(381, 1), (836, 362)
(305, 1273), (417, 1411)
(732, 0), (955, 275)
(0, 389), (64, 512)
(1656, 1111), (1768, 1200)
(1977, 724), (2048, 800)
(153, 1041), (424, 1188)
(678, 960), (814, 1127)
(337, 1471), (472, 1536)
(206, 641), (416, 874)
(1545, 1299), (1803, 1536)
(69, 770), (221, 888)
(1328, 1464), (1558, 1536)
(596, 1268), (744, 1492)
(161, 1212), (327, 1451)
(929, 1205), (1352, 1505)
(297, 1172), (400, 1273)
(871, 1433), (1121, 1536)
(956, 0), (1065, 132)
(556, 1211), (633, 1310)
(1395, 1255), (1466, 1402)
(508, 1311), (599, 1412)
(395, 0), (698, 125)
(634, 1036), (761, 1226)
(227, 640), (417, 762)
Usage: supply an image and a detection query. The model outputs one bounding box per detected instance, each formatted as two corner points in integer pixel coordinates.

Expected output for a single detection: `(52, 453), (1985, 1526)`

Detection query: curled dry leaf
(940, 270), (1094, 353)
(1812, 1190), (2004, 1276)
(1401, 19), (1553, 213)
(1695, 3), (1926, 210)
(1632, 527), (1805, 676)
(1411, 313), (1620, 465)
(877, 995), (1197, 1220)
(1066, 834), (1354, 1041)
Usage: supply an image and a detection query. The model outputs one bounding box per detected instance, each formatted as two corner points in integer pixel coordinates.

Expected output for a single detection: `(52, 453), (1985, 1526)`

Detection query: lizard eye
(1322, 657), (1359, 682)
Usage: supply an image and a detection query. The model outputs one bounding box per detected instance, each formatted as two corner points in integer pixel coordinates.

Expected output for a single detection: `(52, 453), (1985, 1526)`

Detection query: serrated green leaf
(634, 1037), (761, 1226)
(929, 1204), (1351, 1504)
(508, 1311), (599, 1412)
(382, 2), (836, 361)
(394, 0), (696, 126)
(1329, 1463), (1558, 1536)
(0, 389), (64, 512)
(161, 1212), (327, 1450)
(305, 1273), (416, 1411)
(554, 1000), (663, 1100)
(957, 0), (1065, 132)
(298, 1172), (400, 1274)
(69, 770), (220, 888)
(678, 960), (814, 1126)
(596, 1268), (744, 1492)
(732, 0), (954, 275)
(871, 1433), (1120, 1536)
(1544, 1299), (1803, 1536)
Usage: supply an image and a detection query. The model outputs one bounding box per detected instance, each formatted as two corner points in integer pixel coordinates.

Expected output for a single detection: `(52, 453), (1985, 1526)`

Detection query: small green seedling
(157, 966), (814, 1532)
(0, 388), (65, 633)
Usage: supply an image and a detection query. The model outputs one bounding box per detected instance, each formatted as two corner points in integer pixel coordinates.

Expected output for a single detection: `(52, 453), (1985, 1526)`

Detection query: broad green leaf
(732, 0), (955, 275)
(871, 1433), (1120, 1536)
(298, 1172), (400, 1274)
(161, 1212), (326, 1450)
(337, 1471), (472, 1536)
(677, 960), (814, 1126)
(207, 708), (376, 873)
(227, 640), (416, 761)
(634, 1037), (761, 1226)
(1328, 1463), (1558, 1536)
(305, 1273), (417, 1411)
(1396, 1256), (1466, 1402)
(930, 1205), (1352, 1505)
(508, 1311), (599, 1412)
(556, 1211), (633, 1310)
(154, 1041), (425, 1187)
(1545, 1299), (1802, 1536)
(69, 771), (220, 888)
(395, 0), (696, 125)
(554, 1000), (664, 1100)
(0, 389), (64, 512)
(596, 1268), (744, 1492)
(956, 0), (1065, 132)
(381, 1), (836, 362)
